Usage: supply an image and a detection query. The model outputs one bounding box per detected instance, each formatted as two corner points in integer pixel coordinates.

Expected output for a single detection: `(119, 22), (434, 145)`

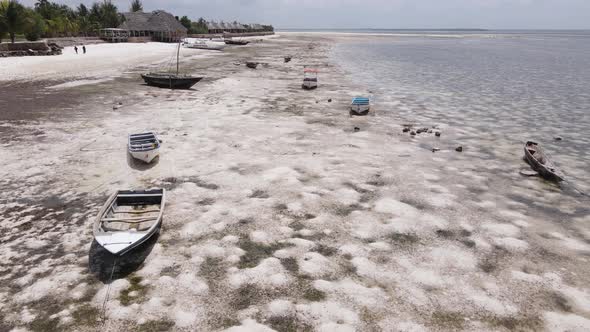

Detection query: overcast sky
(19, 0), (590, 29)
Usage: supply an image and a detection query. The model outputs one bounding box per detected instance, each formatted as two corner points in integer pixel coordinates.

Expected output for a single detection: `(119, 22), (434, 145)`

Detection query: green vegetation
(0, 0), (274, 43)
(119, 274), (148, 306)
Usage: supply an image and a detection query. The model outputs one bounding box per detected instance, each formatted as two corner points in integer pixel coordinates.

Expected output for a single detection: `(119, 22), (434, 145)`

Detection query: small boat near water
(524, 141), (564, 182)
(129, 132), (161, 163)
(94, 189), (166, 256)
(225, 38), (249, 45)
(302, 68), (318, 90)
(351, 97), (370, 115)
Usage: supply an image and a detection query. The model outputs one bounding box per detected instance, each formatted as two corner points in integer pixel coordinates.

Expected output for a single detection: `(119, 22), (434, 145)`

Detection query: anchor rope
(101, 257), (118, 325)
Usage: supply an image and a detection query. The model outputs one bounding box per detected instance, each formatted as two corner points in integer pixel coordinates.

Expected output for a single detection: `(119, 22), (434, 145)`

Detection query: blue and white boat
(128, 132), (161, 163)
(351, 97), (370, 115)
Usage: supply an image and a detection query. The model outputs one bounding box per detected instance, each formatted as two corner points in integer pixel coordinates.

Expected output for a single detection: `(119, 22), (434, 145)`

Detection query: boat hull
(141, 74), (202, 89)
(350, 104), (370, 115)
(130, 148), (160, 163)
(524, 141), (564, 182)
(94, 189), (165, 256)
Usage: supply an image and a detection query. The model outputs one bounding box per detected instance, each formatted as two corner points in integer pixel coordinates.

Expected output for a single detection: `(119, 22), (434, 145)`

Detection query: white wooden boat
(183, 38), (226, 51)
(351, 97), (370, 115)
(94, 189), (165, 256)
(302, 68), (318, 90)
(128, 132), (160, 163)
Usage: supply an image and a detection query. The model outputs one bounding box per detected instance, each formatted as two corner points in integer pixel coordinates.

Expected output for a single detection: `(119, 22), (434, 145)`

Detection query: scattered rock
(455, 146), (463, 152)
(554, 136), (563, 141)
(435, 131), (441, 137)
(410, 131), (416, 136)
(118, 102), (123, 105)
(428, 129), (433, 134)
(113, 105), (120, 110)
(416, 127), (429, 134)
(328, 99), (332, 102)
(354, 127), (360, 132)
(402, 128), (410, 133)
(432, 148), (440, 152)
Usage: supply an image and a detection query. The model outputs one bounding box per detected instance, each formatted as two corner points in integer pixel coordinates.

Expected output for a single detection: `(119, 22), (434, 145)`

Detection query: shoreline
(1, 34), (589, 331)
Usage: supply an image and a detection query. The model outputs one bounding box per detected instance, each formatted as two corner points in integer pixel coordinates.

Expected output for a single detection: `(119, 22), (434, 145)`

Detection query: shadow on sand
(88, 229), (160, 283)
(126, 152), (159, 171)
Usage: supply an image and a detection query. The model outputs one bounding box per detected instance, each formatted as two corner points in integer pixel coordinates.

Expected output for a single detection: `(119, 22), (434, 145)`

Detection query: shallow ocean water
(332, 32), (590, 191)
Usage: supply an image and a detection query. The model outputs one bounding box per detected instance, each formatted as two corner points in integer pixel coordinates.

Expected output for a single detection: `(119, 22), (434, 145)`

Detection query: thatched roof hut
(119, 10), (187, 42)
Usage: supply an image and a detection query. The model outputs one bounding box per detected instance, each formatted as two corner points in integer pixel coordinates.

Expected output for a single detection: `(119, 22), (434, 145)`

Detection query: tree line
(0, 0), (274, 44)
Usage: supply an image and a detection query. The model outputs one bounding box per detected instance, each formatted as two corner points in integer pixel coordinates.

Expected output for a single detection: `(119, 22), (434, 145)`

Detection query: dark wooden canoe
(225, 40), (249, 45)
(141, 73), (203, 89)
(246, 62), (259, 69)
(524, 141), (564, 182)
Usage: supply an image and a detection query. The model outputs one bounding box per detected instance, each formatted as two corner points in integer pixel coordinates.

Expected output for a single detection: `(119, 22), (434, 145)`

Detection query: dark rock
(455, 146), (463, 152)
(118, 102), (123, 105)
(435, 131), (441, 137)
(328, 99), (332, 102)
(354, 127), (360, 132)
(402, 128), (410, 133)
(554, 136), (563, 141)
(410, 131), (416, 136)
(428, 129), (433, 134)
(432, 148), (440, 152)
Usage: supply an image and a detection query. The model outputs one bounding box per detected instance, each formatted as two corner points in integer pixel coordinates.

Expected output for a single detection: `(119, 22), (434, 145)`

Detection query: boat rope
(79, 139), (120, 152)
(101, 257), (118, 325)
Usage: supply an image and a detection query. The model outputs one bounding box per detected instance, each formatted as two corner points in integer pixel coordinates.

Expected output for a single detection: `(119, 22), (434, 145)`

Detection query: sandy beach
(1, 33), (589, 332)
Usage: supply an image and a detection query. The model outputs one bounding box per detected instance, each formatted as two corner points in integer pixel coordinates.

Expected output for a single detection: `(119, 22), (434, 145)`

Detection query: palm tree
(100, 0), (119, 28)
(130, 0), (142, 12)
(0, 0), (27, 43)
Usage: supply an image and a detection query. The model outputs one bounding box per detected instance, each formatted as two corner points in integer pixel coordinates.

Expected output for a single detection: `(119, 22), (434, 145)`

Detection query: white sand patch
(374, 198), (419, 217)
(331, 188), (361, 205)
(544, 312), (590, 331)
(481, 223), (521, 237)
(296, 301), (359, 329)
(250, 231), (272, 245)
(317, 322), (355, 332)
(427, 246), (477, 271)
(15, 267), (83, 303)
(223, 319), (276, 332)
(267, 299), (295, 317)
(548, 232), (590, 253)
(47, 78), (112, 89)
(469, 291), (517, 316)
(557, 285), (590, 313)
(511, 270), (543, 283)
(299, 252), (338, 278)
(492, 237), (529, 252)
(351, 257), (397, 285)
(263, 167), (300, 184)
(314, 278), (388, 307)
(229, 258), (290, 289)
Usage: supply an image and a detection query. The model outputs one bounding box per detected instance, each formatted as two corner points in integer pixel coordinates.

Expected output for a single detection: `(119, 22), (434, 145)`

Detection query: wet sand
(0, 34), (589, 331)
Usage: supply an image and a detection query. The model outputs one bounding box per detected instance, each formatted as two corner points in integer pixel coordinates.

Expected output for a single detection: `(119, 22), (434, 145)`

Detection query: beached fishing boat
(94, 189), (165, 256)
(302, 68), (318, 90)
(142, 42), (203, 89)
(225, 38), (249, 45)
(184, 39), (226, 50)
(246, 61), (259, 69)
(524, 141), (564, 182)
(351, 97), (370, 115)
(128, 132), (161, 163)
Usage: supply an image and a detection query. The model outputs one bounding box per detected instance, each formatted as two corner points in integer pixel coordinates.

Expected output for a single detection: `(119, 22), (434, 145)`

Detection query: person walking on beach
(74, 45), (78, 54)
(82, 45), (86, 54)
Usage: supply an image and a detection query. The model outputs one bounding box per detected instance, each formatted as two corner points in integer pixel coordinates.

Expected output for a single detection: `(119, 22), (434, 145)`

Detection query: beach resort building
(100, 10), (187, 43)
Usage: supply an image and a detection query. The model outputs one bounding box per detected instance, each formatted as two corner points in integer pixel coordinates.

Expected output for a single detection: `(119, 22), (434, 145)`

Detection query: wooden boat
(351, 97), (370, 115)
(246, 61), (259, 69)
(94, 189), (165, 256)
(141, 73), (202, 89)
(302, 68), (318, 90)
(128, 132), (160, 163)
(524, 141), (564, 182)
(142, 42), (203, 89)
(184, 39), (226, 50)
(225, 39), (249, 45)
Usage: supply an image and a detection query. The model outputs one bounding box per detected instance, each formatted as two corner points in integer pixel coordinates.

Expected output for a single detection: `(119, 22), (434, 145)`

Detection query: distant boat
(128, 132), (160, 163)
(94, 189), (165, 256)
(184, 38), (226, 50)
(351, 97), (370, 115)
(142, 42), (203, 89)
(524, 141), (564, 182)
(225, 38), (249, 45)
(302, 68), (318, 90)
